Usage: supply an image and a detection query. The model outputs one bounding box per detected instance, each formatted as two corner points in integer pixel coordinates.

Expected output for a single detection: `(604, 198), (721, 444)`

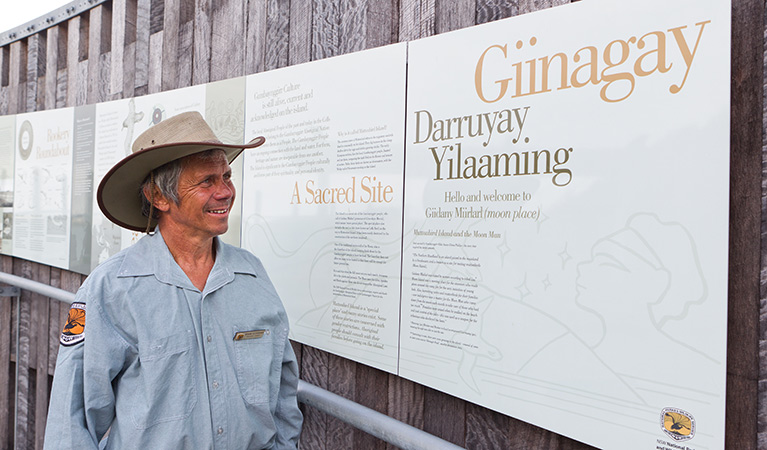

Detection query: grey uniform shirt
(44, 230), (303, 449)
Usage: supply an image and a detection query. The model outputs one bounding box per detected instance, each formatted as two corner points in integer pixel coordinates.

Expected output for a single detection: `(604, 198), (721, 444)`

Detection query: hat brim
(97, 136), (265, 232)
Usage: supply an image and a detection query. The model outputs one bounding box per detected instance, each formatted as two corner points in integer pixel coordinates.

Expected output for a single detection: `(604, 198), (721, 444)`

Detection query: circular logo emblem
(151, 105), (166, 125)
(18, 120), (33, 160)
(661, 407), (695, 441)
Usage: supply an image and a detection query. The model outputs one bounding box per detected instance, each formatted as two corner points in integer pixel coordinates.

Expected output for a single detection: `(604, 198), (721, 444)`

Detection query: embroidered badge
(60, 302), (86, 346)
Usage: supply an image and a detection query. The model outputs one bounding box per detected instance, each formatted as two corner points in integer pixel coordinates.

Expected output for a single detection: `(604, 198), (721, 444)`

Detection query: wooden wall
(0, 0), (762, 449)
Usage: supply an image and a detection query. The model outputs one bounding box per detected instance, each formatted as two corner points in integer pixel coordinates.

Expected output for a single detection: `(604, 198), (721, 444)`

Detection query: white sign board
(400, 1), (729, 449)
(13, 108), (74, 269)
(242, 43), (407, 373)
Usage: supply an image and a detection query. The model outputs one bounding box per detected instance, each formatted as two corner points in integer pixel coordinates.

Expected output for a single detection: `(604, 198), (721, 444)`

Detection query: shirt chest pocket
(232, 325), (282, 406)
(131, 330), (198, 429)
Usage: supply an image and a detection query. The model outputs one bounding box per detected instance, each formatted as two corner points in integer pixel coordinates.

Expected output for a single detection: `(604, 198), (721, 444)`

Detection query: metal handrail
(0, 271), (464, 450)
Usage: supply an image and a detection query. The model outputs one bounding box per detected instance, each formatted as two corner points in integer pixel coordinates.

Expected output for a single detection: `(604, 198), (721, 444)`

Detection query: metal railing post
(0, 286), (21, 449)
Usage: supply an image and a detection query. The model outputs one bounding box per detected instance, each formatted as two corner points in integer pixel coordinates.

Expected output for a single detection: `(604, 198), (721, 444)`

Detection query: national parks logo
(60, 302), (86, 346)
(661, 407), (695, 441)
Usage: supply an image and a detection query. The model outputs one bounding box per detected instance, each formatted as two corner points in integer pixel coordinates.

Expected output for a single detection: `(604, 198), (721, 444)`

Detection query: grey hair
(140, 149), (227, 218)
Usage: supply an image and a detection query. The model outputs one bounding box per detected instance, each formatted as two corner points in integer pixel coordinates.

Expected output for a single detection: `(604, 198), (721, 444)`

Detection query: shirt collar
(117, 230), (257, 291)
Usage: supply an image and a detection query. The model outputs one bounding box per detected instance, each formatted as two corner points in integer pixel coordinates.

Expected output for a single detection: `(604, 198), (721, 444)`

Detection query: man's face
(162, 150), (235, 241)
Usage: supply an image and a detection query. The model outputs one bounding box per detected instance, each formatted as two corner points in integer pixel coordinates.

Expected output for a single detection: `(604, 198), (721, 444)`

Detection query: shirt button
(217, 427), (224, 435)
(212, 381), (219, 389)
(206, 335), (212, 342)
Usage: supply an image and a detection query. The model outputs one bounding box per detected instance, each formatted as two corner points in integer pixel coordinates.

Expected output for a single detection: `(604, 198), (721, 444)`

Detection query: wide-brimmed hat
(97, 111), (265, 232)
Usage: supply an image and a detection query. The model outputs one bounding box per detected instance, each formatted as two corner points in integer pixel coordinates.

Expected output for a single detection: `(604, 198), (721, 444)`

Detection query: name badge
(233, 329), (269, 341)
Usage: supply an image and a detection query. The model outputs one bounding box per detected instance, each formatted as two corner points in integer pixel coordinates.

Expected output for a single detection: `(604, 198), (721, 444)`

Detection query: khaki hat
(97, 111), (265, 232)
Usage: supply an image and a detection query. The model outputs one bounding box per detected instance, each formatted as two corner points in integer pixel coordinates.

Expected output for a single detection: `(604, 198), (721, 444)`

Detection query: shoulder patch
(60, 302), (86, 346)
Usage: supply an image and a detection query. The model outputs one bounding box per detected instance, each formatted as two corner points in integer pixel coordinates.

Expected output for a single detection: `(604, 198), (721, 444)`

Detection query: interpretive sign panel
(400, 1), (729, 449)
(0, 115), (15, 255)
(13, 108), (75, 269)
(242, 43), (407, 373)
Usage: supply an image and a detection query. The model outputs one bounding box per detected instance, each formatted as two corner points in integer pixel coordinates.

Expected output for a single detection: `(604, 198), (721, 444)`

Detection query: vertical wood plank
(399, 0), (435, 41)
(111, 0), (128, 97)
(0, 256), (13, 449)
(506, 414), (599, 449)
(161, 0), (180, 90)
(353, 364), (388, 450)
(87, 11), (101, 102)
(475, 0), (517, 24)
(193, 0), (212, 84)
(301, 346), (329, 450)
(326, 354), (355, 449)
(27, 266), (40, 386)
(123, 41), (137, 98)
(245, 0), (268, 74)
(176, 21), (194, 88)
(288, 0), (312, 65)
(0, 47), (5, 105)
(147, 0), (165, 93)
(134, 0), (151, 95)
(312, 0), (366, 61)
(435, 0), (475, 34)
(210, 0), (246, 81)
(465, 403), (511, 449)
(423, 386), (465, 446)
(265, 0), (291, 70)
(122, 0), (138, 98)
(56, 68), (67, 108)
(147, 31), (163, 94)
(366, 0), (397, 49)
(98, 53), (112, 103)
(517, 0), (569, 14)
(0, 45), (8, 88)
(75, 59), (88, 107)
(150, 0), (165, 34)
(729, 0), (762, 449)
(88, 5), (112, 104)
(26, 34), (45, 113)
(385, 376), (424, 450)
(760, 0), (767, 444)
(559, 437), (602, 450)
(44, 27), (60, 111)
(505, 416), (562, 449)
(8, 40), (25, 114)
(176, 1), (194, 87)
(13, 259), (33, 449)
(66, 15), (85, 107)
(33, 265), (50, 450)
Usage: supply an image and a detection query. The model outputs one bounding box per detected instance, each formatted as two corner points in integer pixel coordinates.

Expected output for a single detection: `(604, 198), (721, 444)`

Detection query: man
(44, 112), (303, 449)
